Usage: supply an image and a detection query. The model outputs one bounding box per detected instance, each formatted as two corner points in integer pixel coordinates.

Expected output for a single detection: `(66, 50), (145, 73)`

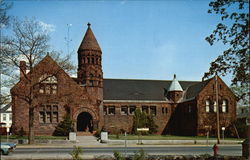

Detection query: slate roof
(103, 79), (200, 101)
(184, 78), (211, 100)
(168, 75), (183, 92)
(0, 103), (11, 113)
(78, 23), (101, 52)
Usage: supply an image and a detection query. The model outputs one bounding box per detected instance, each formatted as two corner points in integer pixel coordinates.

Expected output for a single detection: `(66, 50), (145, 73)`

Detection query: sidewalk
(15, 137), (243, 148)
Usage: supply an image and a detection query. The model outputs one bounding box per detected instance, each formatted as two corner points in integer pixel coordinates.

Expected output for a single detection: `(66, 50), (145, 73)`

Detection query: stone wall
(196, 77), (237, 136)
(103, 101), (172, 134)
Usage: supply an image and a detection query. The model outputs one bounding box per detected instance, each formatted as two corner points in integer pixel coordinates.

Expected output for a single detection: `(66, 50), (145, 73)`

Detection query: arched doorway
(77, 112), (93, 132)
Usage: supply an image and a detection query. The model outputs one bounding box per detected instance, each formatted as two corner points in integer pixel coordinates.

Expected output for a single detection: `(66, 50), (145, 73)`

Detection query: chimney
(20, 61), (26, 80)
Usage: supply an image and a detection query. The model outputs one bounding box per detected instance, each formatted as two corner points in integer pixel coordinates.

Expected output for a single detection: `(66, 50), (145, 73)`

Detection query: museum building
(11, 23), (237, 136)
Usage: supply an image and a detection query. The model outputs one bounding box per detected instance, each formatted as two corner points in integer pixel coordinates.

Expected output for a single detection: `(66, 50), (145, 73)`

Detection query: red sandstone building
(11, 24), (237, 136)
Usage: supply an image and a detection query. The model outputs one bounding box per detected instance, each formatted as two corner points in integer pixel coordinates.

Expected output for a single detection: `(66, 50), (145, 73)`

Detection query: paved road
(1, 145), (242, 159)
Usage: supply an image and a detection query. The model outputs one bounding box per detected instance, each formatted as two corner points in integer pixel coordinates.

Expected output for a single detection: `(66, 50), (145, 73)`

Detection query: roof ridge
(104, 78), (200, 82)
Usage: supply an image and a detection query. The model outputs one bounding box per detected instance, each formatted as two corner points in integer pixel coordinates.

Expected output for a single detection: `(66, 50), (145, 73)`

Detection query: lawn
(108, 134), (243, 141)
(0, 135), (67, 140)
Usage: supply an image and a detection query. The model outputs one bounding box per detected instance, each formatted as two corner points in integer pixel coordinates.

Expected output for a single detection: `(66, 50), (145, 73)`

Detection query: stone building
(11, 23), (237, 136)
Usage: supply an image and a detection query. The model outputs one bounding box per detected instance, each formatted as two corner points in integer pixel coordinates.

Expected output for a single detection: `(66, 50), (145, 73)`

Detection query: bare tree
(1, 17), (75, 144)
(0, 0), (12, 26)
(0, 0), (12, 107)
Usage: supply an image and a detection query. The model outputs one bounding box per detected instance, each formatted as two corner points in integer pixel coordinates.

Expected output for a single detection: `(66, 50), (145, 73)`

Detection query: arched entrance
(77, 112), (93, 132)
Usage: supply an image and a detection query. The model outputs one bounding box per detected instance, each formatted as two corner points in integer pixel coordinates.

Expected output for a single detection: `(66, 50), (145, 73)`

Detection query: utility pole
(215, 73), (220, 144)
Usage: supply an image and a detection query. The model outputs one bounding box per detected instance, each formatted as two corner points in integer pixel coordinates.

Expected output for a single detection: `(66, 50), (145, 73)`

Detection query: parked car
(0, 144), (11, 155)
(1, 142), (16, 151)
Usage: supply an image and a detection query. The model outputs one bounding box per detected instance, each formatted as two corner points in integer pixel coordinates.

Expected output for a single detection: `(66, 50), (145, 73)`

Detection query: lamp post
(222, 127), (225, 144)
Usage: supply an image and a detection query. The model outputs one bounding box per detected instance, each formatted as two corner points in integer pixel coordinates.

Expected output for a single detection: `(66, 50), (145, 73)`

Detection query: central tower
(77, 23), (104, 131)
(77, 23), (103, 88)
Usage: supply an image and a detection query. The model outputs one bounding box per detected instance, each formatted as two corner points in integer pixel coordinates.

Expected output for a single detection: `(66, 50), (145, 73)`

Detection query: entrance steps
(76, 132), (93, 136)
(76, 135), (100, 145)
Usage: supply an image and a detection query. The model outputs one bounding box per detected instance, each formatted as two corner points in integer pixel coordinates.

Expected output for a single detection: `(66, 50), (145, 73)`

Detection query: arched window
(205, 100), (210, 112)
(214, 101), (217, 112)
(222, 100), (228, 113)
(39, 74), (58, 94)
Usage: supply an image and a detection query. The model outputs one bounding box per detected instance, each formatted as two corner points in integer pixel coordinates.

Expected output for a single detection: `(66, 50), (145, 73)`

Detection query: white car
(0, 144), (11, 155)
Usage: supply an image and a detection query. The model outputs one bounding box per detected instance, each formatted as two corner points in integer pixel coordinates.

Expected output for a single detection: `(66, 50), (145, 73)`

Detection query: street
(1, 145), (242, 159)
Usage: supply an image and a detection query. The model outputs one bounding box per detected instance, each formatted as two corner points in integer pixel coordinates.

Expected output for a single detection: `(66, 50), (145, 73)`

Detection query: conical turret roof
(78, 23), (101, 52)
(168, 74), (183, 91)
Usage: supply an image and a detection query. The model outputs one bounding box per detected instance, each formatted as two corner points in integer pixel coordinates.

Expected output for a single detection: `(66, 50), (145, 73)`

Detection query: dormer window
(39, 74), (58, 94)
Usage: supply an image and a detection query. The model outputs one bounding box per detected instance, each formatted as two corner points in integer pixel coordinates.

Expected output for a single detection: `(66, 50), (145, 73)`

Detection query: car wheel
(0, 149), (3, 155)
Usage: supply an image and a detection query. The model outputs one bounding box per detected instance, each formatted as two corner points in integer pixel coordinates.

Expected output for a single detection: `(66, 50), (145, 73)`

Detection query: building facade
(11, 24), (237, 136)
(0, 104), (12, 133)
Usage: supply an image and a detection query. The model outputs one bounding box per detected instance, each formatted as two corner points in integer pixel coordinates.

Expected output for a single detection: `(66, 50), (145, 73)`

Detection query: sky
(6, 0), (231, 83)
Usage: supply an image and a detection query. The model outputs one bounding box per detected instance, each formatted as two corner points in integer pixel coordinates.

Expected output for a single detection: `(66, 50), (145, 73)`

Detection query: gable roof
(103, 79), (199, 101)
(184, 78), (211, 100)
(11, 55), (79, 94)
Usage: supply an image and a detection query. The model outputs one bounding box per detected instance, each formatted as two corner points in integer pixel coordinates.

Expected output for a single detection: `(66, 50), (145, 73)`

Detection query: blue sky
(7, 0), (231, 83)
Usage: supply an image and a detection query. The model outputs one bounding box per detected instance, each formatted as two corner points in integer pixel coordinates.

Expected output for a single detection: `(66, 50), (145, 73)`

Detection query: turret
(77, 23), (103, 88)
(167, 74), (183, 103)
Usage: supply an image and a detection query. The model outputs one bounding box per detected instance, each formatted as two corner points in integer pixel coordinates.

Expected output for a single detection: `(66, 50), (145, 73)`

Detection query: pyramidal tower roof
(168, 74), (183, 91)
(78, 23), (101, 52)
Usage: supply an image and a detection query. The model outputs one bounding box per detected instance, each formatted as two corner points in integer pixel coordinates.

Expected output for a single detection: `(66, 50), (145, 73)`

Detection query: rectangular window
(121, 106), (128, 115)
(129, 106), (136, 115)
(142, 106), (149, 114)
(165, 108), (168, 113)
(162, 107), (164, 113)
(52, 112), (58, 123)
(39, 112), (45, 123)
(3, 114), (6, 121)
(52, 85), (57, 94)
(150, 106), (156, 115)
(39, 104), (58, 124)
(103, 106), (107, 115)
(53, 105), (58, 111)
(9, 114), (12, 121)
(46, 105), (51, 111)
(45, 85), (51, 94)
(46, 112), (51, 123)
(108, 106), (115, 115)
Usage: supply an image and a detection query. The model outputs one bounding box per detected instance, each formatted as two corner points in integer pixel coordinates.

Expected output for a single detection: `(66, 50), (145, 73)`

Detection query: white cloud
(38, 21), (56, 33)
(120, 0), (126, 5)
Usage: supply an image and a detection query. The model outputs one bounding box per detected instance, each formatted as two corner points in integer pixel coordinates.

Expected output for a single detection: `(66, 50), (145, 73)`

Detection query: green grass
(0, 135), (67, 140)
(108, 134), (243, 141)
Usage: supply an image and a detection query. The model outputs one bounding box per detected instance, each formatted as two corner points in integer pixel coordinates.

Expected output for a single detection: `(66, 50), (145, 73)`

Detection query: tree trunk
(28, 106), (34, 144)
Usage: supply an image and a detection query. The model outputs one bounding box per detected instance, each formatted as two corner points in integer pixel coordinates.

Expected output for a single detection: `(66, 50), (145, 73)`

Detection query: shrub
(53, 113), (73, 136)
(70, 146), (83, 160)
(113, 151), (125, 160)
(133, 149), (146, 160)
(132, 109), (158, 135)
